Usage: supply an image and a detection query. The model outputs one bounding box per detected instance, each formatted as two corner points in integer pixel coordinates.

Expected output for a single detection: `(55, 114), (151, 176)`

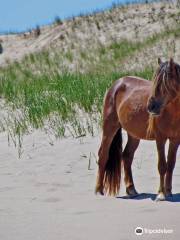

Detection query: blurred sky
(0, 0), (144, 33)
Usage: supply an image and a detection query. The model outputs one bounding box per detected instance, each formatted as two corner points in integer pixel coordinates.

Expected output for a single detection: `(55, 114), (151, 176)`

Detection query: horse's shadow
(117, 193), (180, 202)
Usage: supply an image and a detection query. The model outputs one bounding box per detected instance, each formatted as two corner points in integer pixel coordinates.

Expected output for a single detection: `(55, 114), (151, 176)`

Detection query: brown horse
(95, 58), (180, 201)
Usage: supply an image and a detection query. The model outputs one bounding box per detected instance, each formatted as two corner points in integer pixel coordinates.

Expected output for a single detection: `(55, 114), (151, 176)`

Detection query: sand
(0, 130), (180, 240)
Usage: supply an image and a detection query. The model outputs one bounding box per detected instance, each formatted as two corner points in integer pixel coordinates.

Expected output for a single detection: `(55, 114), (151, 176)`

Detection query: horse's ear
(157, 57), (162, 65)
(169, 57), (174, 65)
(168, 58), (176, 74)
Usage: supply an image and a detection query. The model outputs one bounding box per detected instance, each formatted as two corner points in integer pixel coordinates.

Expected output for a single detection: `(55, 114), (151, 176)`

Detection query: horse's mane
(152, 61), (180, 98)
(147, 115), (156, 139)
(147, 60), (180, 139)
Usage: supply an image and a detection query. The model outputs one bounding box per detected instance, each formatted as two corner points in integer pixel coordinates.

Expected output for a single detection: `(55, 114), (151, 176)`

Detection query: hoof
(95, 185), (104, 195)
(155, 192), (166, 202)
(126, 186), (138, 198)
(95, 190), (104, 196)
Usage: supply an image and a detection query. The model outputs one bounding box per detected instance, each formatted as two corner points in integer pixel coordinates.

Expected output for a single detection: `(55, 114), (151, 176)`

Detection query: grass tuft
(0, 17), (180, 153)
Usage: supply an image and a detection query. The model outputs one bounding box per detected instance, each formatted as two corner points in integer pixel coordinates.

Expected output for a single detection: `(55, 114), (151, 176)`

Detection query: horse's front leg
(156, 139), (167, 201)
(165, 141), (179, 197)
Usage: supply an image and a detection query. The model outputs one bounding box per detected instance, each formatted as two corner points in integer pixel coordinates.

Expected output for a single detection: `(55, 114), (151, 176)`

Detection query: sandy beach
(0, 130), (180, 240)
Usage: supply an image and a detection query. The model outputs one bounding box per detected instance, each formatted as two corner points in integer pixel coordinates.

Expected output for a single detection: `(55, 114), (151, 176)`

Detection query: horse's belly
(117, 98), (155, 140)
(120, 112), (152, 139)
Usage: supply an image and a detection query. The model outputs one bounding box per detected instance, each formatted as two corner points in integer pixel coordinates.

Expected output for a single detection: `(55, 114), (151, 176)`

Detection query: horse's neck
(166, 96), (180, 117)
(157, 96), (180, 137)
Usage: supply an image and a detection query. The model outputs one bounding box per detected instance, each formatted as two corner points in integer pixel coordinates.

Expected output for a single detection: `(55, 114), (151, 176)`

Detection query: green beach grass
(0, 24), (179, 154)
(0, 66), (153, 155)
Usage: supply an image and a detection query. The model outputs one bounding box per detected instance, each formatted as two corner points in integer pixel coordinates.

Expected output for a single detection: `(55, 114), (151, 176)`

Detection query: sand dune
(0, 1), (179, 69)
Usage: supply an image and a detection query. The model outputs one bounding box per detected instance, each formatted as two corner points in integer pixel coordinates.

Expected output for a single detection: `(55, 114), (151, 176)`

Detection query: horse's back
(118, 76), (151, 90)
(109, 76), (151, 105)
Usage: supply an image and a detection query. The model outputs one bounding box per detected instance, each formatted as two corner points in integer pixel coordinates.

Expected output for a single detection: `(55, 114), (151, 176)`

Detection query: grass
(0, 18), (180, 154)
(13, 24), (180, 77)
(0, 65), (153, 152)
(97, 26), (180, 65)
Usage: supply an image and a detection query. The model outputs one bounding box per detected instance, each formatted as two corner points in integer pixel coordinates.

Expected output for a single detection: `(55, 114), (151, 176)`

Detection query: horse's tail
(103, 128), (122, 196)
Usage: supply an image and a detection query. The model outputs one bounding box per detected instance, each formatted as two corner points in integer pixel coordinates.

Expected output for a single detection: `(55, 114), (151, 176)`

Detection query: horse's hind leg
(123, 134), (140, 197)
(95, 115), (120, 195)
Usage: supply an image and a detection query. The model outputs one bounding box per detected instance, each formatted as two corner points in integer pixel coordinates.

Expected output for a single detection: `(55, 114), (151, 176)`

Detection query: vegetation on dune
(8, 24), (179, 76)
(0, 1), (180, 154)
(0, 63), (154, 156)
(0, 60), (153, 155)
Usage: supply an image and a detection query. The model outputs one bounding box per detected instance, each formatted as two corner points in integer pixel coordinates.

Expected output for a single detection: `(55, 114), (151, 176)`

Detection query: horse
(95, 58), (180, 201)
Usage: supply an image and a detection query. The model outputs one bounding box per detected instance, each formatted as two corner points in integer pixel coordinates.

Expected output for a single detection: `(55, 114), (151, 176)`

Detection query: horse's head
(147, 58), (180, 116)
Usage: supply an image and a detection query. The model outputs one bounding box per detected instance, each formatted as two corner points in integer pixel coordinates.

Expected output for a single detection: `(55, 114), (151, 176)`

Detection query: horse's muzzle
(147, 99), (163, 116)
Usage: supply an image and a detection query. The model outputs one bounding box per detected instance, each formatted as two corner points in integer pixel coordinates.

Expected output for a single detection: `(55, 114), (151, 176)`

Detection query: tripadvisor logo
(135, 227), (143, 236)
(135, 226), (173, 236)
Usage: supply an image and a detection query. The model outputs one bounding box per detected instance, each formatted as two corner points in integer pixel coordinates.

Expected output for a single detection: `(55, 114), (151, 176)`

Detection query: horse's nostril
(151, 103), (157, 111)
